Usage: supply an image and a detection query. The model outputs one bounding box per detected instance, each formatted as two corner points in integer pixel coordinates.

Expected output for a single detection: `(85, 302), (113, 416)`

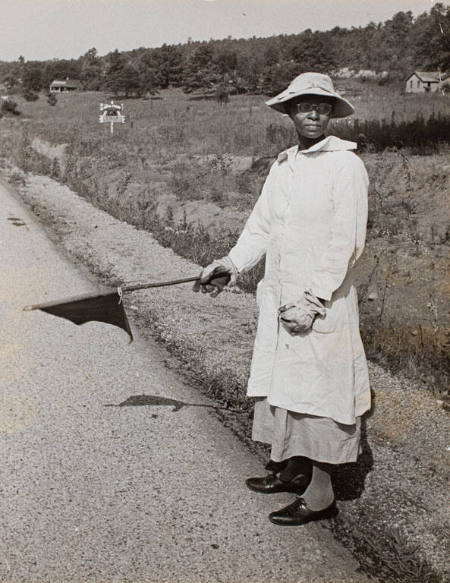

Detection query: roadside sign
(99, 101), (125, 135)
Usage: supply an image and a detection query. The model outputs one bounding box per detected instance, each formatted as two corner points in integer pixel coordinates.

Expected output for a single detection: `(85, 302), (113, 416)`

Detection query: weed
(50, 158), (61, 180)
(8, 171), (27, 187)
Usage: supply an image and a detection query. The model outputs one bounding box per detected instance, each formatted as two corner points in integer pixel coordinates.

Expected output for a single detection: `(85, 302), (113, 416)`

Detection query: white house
(49, 78), (81, 93)
(405, 71), (442, 94)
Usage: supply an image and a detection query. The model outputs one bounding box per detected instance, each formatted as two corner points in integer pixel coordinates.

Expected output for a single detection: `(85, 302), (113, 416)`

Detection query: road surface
(0, 182), (370, 582)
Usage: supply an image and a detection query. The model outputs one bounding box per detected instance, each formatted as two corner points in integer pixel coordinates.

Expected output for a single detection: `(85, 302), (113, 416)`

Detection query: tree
(106, 63), (140, 97)
(374, 11), (414, 73)
(136, 45), (183, 91)
(119, 65), (141, 97)
(153, 44), (183, 88)
(289, 31), (336, 73)
(104, 50), (125, 95)
(413, 3), (450, 71)
(22, 62), (44, 93)
(80, 47), (103, 90)
(83, 47), (98, 63)
(139, 67), (159, 97)
(106, 49), (125, 77)
(214, 49), (237, 75)
(183, 44), (219, 92)
(264, 45), (280, 67)
(235, 53), (261, 93)
(260, 61), (299, 96)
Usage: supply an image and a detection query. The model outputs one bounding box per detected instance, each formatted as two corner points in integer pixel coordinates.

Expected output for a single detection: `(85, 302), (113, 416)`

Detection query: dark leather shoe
(269, 497), (338, 526)
(245, 473), (310, 494)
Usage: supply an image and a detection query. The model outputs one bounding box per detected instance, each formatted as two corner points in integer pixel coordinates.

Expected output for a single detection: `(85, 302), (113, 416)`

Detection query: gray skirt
(252, 398), (361, 464)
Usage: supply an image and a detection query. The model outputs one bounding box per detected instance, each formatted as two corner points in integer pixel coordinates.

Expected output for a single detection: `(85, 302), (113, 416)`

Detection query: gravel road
(0, 184), (373, 582)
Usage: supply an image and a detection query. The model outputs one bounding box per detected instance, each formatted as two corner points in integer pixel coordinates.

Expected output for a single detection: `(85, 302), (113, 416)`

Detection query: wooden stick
(121, 275), (200, 293)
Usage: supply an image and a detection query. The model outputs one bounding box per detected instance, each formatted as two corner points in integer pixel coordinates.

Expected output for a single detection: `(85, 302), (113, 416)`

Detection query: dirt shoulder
(2, 165), (449, 583)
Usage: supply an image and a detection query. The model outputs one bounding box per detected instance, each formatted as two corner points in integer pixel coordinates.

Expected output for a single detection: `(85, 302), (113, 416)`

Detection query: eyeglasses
(293, 102), (333, 115)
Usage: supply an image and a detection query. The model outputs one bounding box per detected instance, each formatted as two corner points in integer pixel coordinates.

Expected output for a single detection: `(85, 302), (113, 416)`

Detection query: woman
(194, 72), (370, 526)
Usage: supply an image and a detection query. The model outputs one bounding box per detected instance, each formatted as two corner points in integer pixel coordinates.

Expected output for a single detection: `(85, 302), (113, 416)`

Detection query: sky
(0, 0), (442, 62)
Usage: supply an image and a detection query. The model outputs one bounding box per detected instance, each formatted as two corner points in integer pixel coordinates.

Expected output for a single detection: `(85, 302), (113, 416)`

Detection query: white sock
(302, 464), (334, 511)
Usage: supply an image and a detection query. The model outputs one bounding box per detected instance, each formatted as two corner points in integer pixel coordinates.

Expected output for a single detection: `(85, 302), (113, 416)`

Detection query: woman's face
(288, 95), (334, 140)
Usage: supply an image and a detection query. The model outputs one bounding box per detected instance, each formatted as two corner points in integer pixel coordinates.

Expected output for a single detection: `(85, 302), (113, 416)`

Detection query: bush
(1, 99), (21, 116)
(47, 93), (57, 106)
(50, 157), (61, 180)
(23, 89), (39, 102)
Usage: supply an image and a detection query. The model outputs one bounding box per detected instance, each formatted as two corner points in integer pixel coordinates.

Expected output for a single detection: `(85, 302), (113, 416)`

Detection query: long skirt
(252, 398), (361, 464)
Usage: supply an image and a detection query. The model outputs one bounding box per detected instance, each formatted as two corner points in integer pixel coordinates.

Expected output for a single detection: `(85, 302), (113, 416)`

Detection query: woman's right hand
(192, 256), (238, 297)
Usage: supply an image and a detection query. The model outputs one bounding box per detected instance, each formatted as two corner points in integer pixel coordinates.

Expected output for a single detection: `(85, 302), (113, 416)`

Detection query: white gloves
(278, 290), (326, 335)
(193, 256), (238, 297)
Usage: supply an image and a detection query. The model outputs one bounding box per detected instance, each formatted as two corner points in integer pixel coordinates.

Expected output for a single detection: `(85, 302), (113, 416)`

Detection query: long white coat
(228, 136), (371, 425)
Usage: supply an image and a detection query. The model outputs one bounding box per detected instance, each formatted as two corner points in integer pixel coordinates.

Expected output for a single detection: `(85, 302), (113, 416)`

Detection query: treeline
(1, 3), (448, 100)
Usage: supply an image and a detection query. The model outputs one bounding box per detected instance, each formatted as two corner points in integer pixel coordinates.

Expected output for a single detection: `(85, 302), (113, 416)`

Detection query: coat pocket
(312, 296), (345, 334)
(312, 290), (359, 335)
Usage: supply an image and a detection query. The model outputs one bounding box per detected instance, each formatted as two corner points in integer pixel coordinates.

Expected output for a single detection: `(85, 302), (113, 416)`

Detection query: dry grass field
(0, 81), (449, 391)
(6, 80), (450, 150)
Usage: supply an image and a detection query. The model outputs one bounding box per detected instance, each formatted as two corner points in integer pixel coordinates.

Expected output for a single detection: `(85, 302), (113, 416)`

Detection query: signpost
(99, 101), (125, 135)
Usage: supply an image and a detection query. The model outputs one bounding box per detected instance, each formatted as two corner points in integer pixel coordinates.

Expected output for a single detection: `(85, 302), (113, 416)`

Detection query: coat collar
(299, 135), (357, 153)
(278, 136), (357, 171)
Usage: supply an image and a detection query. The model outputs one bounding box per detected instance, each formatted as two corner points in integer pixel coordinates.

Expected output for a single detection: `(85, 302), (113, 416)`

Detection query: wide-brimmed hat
(266, 72), (354, 118)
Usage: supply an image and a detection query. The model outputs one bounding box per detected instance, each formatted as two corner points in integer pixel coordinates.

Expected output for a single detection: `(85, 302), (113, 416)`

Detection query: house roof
(50, 79), (80, 88)
(411, 71), (441, 83)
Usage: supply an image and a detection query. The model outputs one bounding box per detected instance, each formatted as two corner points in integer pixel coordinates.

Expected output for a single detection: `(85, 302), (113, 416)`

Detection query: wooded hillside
(1, 3), (448, 99)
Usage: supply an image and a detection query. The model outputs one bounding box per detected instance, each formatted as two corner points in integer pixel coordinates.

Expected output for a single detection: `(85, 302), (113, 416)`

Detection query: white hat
(266, 72), (354, 118)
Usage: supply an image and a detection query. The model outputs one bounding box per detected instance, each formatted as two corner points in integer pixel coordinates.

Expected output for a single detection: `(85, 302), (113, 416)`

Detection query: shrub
(1, 99), (21, 116)
(23, 89), (39, 102)
(50, 157), (61, 179)
(47, 93), (57, 106)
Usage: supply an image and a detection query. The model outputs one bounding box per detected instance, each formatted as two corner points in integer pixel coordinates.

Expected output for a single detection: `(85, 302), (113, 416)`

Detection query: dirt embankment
(1, 162), (448, 583)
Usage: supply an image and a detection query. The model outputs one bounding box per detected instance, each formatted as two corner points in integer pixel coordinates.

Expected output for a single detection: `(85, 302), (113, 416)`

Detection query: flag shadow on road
(105, 394), (241, 413)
